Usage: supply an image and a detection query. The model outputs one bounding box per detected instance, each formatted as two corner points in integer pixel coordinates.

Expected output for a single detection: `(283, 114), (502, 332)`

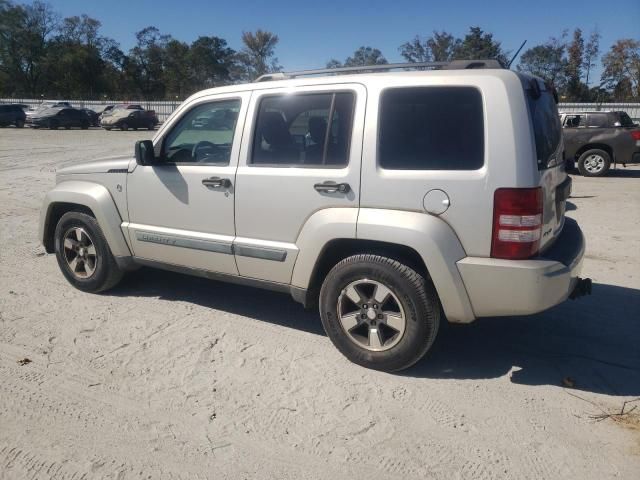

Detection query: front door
(234, 84), (365, 283)
(124, 93), (249, 275)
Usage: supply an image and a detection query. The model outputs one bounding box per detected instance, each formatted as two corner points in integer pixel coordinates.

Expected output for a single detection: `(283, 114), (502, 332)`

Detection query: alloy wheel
(584, 154), (605, 174)
(62, 227), (97, 278)
(337, 279), (406, 352)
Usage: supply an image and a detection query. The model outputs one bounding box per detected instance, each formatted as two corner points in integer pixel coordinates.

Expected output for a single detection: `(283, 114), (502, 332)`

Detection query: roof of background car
(186, 68), (525, 101)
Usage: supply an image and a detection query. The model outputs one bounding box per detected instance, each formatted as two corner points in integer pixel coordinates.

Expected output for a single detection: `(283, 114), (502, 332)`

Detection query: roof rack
(255, 59), (504, 82)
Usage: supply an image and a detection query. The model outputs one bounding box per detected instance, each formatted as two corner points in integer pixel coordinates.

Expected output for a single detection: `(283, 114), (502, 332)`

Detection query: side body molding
(39, 180), (132, 258)
(356, 209), (476, 324)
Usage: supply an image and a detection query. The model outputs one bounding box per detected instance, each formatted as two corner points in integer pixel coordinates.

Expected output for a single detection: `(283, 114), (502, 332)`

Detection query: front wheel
(578, 149), (611, 177)
(54, 212), (124, 293)
(120, 122), (129, 131)
(15, 119), (25, 128)
(319, 254), (440, 372)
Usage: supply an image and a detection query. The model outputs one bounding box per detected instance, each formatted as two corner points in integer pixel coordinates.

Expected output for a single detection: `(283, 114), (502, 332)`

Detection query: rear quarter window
(378, 86), (484, 170)
(527, 89), (562, 170)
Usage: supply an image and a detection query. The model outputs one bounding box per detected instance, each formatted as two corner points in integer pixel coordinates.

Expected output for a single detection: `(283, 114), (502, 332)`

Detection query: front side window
(563, 115), (585, 128)
(378, 87), (484, 170)
(251, 92), (354, 167)
(163, 99), (241, 164)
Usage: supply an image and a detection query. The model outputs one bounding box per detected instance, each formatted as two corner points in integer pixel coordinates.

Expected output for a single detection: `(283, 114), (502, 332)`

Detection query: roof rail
(255, 59), (504, 82)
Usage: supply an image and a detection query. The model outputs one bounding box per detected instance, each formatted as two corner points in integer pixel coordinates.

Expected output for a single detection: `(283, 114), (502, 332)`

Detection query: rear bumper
(457, 218), (585, 317)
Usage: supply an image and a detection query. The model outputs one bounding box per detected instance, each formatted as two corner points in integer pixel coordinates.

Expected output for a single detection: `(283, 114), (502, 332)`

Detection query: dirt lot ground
(0, 128), (639, 480)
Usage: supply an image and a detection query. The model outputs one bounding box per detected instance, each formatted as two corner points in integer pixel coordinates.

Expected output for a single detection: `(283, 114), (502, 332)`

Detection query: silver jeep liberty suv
(40, 60), (591, 371)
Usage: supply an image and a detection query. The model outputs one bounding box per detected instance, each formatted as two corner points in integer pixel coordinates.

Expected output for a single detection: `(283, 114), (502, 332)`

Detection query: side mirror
(135, 140), (155, 166)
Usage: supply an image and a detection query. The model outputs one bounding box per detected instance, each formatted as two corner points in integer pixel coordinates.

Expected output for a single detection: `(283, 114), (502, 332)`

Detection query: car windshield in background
(527, 88), (562, 170)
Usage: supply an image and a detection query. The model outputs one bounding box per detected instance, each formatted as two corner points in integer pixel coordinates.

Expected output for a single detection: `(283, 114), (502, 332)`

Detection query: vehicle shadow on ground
(113, 271), (640, 396)
(606, 168), (640, 178)
(114, 267), (324, 335)
(406, 283), (640, 396)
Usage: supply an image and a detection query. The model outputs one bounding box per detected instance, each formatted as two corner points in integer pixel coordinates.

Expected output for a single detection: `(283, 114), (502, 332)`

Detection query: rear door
(233, 83), (365, 283)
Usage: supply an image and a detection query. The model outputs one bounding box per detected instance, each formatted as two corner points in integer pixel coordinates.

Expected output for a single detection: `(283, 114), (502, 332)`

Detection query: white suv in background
(40, 60), (590, 371)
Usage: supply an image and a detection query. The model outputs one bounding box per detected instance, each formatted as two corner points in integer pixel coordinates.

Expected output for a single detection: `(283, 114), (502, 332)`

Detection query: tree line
(1, 0), (638, 102)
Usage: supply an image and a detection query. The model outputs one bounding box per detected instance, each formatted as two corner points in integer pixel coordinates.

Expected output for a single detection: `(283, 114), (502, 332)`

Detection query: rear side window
(251, 92), (355, 167)
(618, 112), (635, 127)
(378, 87), (484, 170)
(587, 114), (609, 128)
(527, 89), (562, 170)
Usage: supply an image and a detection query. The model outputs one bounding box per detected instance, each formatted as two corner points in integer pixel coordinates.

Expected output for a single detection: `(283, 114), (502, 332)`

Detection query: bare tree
(583, 29), (601, 86)
(236, 29), (281, 80)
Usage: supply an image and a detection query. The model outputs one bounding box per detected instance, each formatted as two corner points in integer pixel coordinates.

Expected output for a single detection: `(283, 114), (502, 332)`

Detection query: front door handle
(314, 181), (350, 194)
(202, 177), (232, 189)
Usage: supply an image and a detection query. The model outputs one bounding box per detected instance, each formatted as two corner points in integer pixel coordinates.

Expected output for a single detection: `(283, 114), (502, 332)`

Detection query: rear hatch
(524, 77), (569, 253)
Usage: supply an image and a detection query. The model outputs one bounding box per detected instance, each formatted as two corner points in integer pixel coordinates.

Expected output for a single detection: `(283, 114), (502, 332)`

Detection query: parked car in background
(26, 101), (72, 120)
(99, 104), (144, 123)
(561, 111), (640, 176)
(101, 107), (158, 131)
(27, 107), (90, 130)
(0, 104), (27, 127)
(80, 108), (100, 127)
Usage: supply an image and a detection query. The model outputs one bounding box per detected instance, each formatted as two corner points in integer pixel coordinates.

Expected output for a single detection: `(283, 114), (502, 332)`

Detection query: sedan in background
(0, 104), (27, 128)
(80, 108), (100, 127)
(101, 108), (158, 131)
(27, 107), (90, 130)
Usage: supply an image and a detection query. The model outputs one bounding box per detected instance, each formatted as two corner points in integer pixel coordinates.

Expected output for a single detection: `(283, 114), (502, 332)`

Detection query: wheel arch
(40, 181), (131, 257)
(291, 208), (476, 323)
(575, 143), (614, 162)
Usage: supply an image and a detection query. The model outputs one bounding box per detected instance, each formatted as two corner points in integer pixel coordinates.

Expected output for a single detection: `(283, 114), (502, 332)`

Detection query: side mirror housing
(135, 140), (155, 166)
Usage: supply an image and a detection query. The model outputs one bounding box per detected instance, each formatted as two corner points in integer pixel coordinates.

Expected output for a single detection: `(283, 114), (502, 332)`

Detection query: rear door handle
(202, 177), (232, 189)
(314, 181), (350, 194)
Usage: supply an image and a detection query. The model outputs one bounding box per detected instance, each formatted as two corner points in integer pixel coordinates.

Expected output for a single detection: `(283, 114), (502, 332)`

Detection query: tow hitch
(569, 277), (592, 299)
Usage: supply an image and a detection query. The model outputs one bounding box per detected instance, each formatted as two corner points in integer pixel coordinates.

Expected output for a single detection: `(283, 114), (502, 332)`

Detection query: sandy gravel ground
(0, 128), (639, 480)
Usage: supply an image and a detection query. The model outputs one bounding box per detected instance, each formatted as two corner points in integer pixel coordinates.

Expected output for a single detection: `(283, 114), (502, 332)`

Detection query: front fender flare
(39, 180), (131, 258)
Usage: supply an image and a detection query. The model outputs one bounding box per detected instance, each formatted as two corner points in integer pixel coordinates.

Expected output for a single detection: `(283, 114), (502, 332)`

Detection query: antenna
(507, 40), (527, 69)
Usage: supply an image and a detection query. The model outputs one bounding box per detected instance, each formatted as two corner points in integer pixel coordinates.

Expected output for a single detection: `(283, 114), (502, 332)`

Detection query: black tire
(577, 149), (611, 177)
(54, 212), (124, 293)
(81, 121), (89, 130)
(319, 254), (440, 372)
(120, 122), (129, 131)
(49, 120), (58, 130)
(105, 127), (112, 131)
(147, 123), (155, 131)
(15, 119), (25, 128)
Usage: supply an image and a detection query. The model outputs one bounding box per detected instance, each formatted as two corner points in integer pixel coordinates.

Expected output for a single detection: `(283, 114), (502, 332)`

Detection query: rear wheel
(578, 149), (611, 177)
(81, 121), (89, 130)
(319, 254), (440, 372)
(49, 120), (58, 130)
(54, 212), (124, 293)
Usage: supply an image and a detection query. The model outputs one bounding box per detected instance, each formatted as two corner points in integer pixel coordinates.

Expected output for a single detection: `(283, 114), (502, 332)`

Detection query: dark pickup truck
(561, 111), (640, 176)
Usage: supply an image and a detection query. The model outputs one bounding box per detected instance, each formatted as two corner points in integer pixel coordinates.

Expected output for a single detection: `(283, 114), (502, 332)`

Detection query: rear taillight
(630, 130), (640, 141)
(491, 187), (543, 260)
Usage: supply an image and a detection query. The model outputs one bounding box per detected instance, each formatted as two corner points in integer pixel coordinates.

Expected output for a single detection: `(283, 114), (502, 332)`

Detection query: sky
(26, 0), (640, 82)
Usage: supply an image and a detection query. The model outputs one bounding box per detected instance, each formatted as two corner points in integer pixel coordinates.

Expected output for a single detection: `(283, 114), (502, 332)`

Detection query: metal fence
(2, 98), (640, 124)
(558, 103), (640, 122)
(0, 98), (181, 122)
